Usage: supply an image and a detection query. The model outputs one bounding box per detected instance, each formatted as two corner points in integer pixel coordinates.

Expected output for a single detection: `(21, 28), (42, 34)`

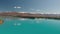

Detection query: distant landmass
(0, 12), (60, 19)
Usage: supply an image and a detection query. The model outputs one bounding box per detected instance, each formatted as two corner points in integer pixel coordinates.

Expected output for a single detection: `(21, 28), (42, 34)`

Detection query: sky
(0, 0), (60, 14)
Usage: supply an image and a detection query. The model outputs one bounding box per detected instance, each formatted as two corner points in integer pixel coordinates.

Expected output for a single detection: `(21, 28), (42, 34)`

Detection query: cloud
(17, 6), (21, 8)
(29, 8), (35, 11)
(14, 6), (16, 8)
(31, 9), (35, 10)
(14, 6), (21, 8)
(36, 9), (40, 11)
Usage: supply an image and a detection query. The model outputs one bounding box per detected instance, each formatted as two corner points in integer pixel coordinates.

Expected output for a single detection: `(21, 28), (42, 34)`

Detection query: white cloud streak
(14, 6), (21, 8)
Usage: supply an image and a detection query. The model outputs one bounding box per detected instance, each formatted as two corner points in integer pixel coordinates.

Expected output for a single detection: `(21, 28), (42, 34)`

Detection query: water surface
(0, 18), (60, 34)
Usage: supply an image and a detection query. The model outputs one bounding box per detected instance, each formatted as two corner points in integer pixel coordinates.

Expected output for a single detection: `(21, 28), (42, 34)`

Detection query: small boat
(0, 20), (3, 24)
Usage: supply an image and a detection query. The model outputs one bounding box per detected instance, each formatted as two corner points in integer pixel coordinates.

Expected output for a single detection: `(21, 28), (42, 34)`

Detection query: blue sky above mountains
(0, 0), (60, 14)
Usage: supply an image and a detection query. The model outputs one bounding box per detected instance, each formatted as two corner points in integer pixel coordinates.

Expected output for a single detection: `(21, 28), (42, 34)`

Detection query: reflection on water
(14, 23), (21, 26)
(0, 17), (60, 34)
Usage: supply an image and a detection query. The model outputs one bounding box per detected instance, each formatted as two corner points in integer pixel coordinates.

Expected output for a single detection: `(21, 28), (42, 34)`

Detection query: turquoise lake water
(0, 18), (60, 34)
